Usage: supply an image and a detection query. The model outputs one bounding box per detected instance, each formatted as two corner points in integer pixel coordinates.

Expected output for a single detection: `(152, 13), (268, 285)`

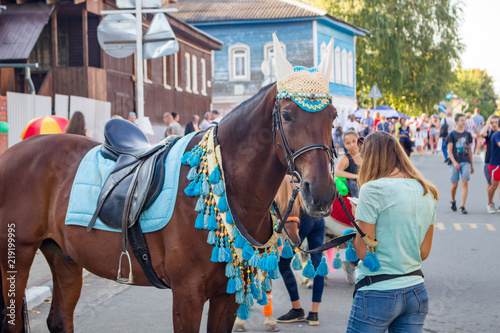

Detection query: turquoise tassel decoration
(302, 260), (317, 279)
(333, 251), (343, 269)
(223, 246), (232, 263)
(217, 194), (229, 212)
(181, 151), (191, 165)
(209, 166), (221, 184)
(210, 246), (219, 263)
(266, 251), (278, 271)
(207, 230), (216, 244)
(187, 167), (197, 181)
(234, 276), (244, 292)
(193, 181), (202, 196)
(316, 257), (330, 277)
(278, 237), (283, 247)
(236, 303), (251, 320)
(218, 243), (226, 262)
(194, 213), (205, 229)
(184, 181), (197, 197)
(268, 268), (281, 280)
(226, 278), (236, 294)
(254, 282), (263, 301)
(226, 211), (234, 224)
(280, 241), (294, 259)
(345, 243), (359, 262)
(207, 211), (218, 230)
(203, 211), (210, 229)
(370, 250), (381, 272)
(264, 276), (272, 291)
(242, 245), (254, 261)
(235, 290), (245, 304)
(213, 180), (224, 196)
(201, 179), (210, 196)
(249, 250), (260, 267)
(245, 293), (254, 307)
(189, 153), (201, 167)
(235, 233), (248, 249)
(225, 263), (235, 278)
(258, 253), (268, 271)
(363, 248), (376, 271)
(250, 283), (260, 299)
(292, 253), (303, 271)
(257, 290), (268, 306)
(195, 197), (204, 212)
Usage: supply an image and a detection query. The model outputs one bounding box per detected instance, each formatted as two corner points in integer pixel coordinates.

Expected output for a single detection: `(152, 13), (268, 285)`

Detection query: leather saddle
(87, 119), (180, 231)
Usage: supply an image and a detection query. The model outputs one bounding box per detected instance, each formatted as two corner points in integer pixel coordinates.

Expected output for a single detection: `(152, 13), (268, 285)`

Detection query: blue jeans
(279, 216), (325, 303)
(441, 138), (449, 160)
(449, 162), (470, 183)
(346, 283), (429, 333)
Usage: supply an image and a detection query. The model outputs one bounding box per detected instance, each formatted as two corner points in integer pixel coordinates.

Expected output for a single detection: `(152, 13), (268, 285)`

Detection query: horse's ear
(272, 33), (293, 81)
(318, 37), (334, 82)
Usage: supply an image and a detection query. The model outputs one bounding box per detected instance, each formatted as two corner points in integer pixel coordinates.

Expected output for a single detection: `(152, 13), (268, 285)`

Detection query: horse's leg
(171, 286), (206, 333)
(40, 239), (83, 333)
(207, 293), (239, 333)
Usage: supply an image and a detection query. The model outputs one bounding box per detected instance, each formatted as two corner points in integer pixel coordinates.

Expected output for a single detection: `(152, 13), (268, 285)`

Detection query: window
(335, 46), (341, 84)
(228, 43), (250, 81)
(201, 58), (207, 95)
(192, 54), (198, 94)
(263, 41), (286, 81)
(174, 52), (182, 91)
(320, 41), (334, 83)
(144, 59), (152, 84)
(163, 56), (171, 89)
(185, 52), (192, 92)
(347, 51), (354, 87)
(341, 49), (348, 85)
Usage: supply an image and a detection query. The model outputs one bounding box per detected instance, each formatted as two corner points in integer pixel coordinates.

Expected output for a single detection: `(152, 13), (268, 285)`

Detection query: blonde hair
(380, 115), (387, 121)
(358, 132), (439, 200)
(275, 175), (304, 218)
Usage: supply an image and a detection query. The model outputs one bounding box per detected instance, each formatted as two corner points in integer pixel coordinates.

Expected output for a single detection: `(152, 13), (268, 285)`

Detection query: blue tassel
(363, 250), (376, 271)
(181, 151), (191, 165)
(201, 179), (210, 196)
(236, 303), (251, 320)
(249, 250), (260, 267)
(187, 167), (197, 181)
(302, 260), (317, 279)
(226, 278), (236, 294)
(258, 253), (268, 271)
(317, 257), (330, 277)
(345, 243), (359, 262)
(245, 293), (254, 307)
(184, 181), (197, 197)
(234, 276), (244, 292)
(211, 247), (219, 263)
(203, 212), (210, 229)
(242, 245), (254, 261)
(371, 251), (381, 272)
(207, 230), (216, 244)
(257, 290), (268, 306)
(213, 180), (225, 196)
(225, 263), (235, 278)
(189, 153), (201, 167)
(232, 227), (240, 238)
(264, 277), (272, 291)
(235, 290), (245, 304)
(218, 243), (226, 262)
(224, 246), (233, 263)
(333, 252), (343, 269)
(207, 212), (218, 231)
(235, 234), (248, 249)
(269, 267), (281, 280)
(266, 251), (278, 272)
(280, 241), (294, 259)
(195, 197), (205, 212)
(209, 166), (221, 184)
(217, 194), (229, 212)
(194, 213), (205, 229)
(226, 211), (234, 224)
(250, 282), (260, 299)
(278, 237), (283, 247)
(193, 181), (202, 197)
(292, 253), (303, 271)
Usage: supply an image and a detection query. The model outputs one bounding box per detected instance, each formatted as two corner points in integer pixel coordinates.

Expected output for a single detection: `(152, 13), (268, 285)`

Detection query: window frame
(163, 55), (171, 89)
(347, 51), (354, 87)
(228, 43), (250, 82)
(341, 49), (348, 85)
(185, 52), (192, 93)
(143, 59), (153, 84)
(200, 58), (207, 96)
(192, 54), (199, 94)
(174, 52), (183, 92)
(335, 46), (341, 84)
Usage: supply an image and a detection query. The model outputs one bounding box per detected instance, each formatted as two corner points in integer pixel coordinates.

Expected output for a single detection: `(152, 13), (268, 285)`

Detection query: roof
(164, 0), (368, 36)
(0, 3), (54, 61)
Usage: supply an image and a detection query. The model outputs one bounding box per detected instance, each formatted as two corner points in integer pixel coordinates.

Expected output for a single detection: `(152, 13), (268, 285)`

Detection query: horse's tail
(0, 270), (30, 333)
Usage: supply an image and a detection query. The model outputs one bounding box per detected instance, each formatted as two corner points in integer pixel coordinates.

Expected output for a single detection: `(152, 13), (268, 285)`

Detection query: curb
(26, 269), (91, 310)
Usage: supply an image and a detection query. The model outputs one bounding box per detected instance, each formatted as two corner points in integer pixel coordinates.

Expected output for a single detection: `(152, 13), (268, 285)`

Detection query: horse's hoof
(265, 323), (280, 332)
(233, 325), (246, 332)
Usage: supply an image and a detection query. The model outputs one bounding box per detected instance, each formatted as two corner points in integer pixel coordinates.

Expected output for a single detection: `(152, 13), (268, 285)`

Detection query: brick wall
(0, 96), (7, 155)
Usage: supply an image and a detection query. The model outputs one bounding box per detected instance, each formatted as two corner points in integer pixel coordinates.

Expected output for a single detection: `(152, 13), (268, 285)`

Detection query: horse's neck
(218, 86), (286, 243)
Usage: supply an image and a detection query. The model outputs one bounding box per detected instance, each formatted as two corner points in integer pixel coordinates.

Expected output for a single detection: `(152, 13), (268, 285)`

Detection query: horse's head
(272, 34), (337, 217)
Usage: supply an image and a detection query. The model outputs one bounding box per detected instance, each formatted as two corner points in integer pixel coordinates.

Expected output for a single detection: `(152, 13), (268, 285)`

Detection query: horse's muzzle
(301, 179), (336, 217)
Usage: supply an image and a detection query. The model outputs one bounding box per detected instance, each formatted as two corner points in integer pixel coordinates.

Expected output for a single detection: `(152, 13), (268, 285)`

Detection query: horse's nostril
(302, 181), (310, 194)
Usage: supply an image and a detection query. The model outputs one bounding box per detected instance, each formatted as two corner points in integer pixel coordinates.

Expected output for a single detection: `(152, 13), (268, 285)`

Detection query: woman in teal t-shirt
(346, 131), (438, 333)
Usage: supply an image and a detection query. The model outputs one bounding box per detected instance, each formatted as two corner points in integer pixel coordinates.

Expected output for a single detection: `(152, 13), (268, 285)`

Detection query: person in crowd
(473, 107), (485, 155)
(447, 113), (474, 214)
(376, 115), (390, 133)
(277, 178), (325, 326)
(127, 111), (137, 124)
(172, 112), (180, 123)
(65, 111), (91, 137)
(184, 115), (200, 135)
(332, 117), (343, 153)
(344, 113), (363, 137)
(163, 112), (183, 137)
(372, 111), (381, 129)
(414, 127), (426, 155)
(483, 115), (500, 213)
(440, 111), (455, 163)
(199, 111), (212, 130)
(398, 118), (412, 157)
(210, 110), (223, 126)
(331, 131), (361, 285)
(346, 131), (437, 332)
(465, 113), (479, 154)
(428, 115), (441, 154)
(419, 113), (429, 150)
(360, 110), (375, 137)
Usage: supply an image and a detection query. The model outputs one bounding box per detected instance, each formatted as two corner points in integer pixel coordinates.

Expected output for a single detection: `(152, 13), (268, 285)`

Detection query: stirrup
(116, 251), (134, 284)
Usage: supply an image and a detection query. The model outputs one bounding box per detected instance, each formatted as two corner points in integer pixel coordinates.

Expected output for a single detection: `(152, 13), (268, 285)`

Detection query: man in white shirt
(199, 112), (212, 130)
(343, 113), (363, 136)
(163, 112), (183, 137)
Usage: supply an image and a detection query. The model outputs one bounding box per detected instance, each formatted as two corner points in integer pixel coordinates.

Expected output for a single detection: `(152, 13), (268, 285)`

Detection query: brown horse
(0, 39), (337, 333)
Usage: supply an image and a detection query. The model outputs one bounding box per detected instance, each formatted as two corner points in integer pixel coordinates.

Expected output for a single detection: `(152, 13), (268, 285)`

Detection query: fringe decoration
(194, 213), (205, 229)
(316, 256), (330, 277)
(266, 251), (278, 272)
(210, 246), (219, 263)
(245, 293), (254, 307)
(302, 260), (317, 279)
(242, 245), (254, 261)
(207, 230), (216, 244)
(292, 253), (303, 271)
(226, 211), (234, 225)
(268, 268), (281, 280)
(249, 250), (260, 267)
(236, 290), (245, 304)
(209, 166), (221, 184)
(333, 247), (343, 269)
(280, 241), (294, 259)
(213, 180), (225, 196)
(345, 243), (359, 262)
(187, 167), (197, 181)
(236, 303), (251, 320)
(226, 278), (236, 294)
(225, 263), (236, 278)
(258, 253), (268, 271)
(184, 181), (197, 197)
(257, 289), (268, 306)
(234, 276), (244, 292)
(181, 151), (191, 165)
(195, 197), (204, 212)
(217, 194), (229, 212)
(201, 179), (210, 196)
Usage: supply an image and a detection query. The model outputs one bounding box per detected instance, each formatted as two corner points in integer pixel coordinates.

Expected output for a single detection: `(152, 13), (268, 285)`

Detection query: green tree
(452, 66), (498, 117)
(302, 0), (464, 115)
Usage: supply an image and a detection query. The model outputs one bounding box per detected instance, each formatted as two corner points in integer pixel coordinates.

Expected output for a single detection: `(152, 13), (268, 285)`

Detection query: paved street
(27, 152), (500, 332)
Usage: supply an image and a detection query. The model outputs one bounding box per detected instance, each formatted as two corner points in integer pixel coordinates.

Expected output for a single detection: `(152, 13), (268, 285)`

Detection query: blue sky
(460, 0), (500, 95)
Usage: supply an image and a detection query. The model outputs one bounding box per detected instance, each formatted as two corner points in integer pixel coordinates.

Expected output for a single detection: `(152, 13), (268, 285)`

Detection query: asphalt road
(27, 152), (500, 332)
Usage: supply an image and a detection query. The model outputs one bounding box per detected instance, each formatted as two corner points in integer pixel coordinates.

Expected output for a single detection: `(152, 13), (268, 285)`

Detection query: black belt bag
(353, 269), (424, 296)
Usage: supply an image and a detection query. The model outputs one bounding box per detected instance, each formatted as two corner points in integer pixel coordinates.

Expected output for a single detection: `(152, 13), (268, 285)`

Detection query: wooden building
(0, 0), (222, 126)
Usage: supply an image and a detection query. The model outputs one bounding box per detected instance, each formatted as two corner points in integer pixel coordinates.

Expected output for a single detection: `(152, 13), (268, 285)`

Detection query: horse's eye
(282, 113), (293, 122)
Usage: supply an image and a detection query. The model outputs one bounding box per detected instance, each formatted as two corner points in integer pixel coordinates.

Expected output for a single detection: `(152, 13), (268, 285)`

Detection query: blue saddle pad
(65, 132), (197, 233)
